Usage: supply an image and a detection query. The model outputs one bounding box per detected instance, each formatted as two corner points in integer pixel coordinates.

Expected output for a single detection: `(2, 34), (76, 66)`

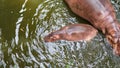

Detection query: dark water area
(0, 0), (120, 68)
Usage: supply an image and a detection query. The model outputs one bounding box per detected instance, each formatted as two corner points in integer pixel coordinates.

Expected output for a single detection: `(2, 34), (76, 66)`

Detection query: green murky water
(0, 0), (120, 68)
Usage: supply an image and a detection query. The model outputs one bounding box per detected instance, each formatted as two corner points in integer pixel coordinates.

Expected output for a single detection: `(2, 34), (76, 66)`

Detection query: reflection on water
(0, 0), (120, 68)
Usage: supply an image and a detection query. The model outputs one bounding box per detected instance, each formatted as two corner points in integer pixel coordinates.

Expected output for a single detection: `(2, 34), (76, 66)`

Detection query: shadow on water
(0, 0), (120, 68)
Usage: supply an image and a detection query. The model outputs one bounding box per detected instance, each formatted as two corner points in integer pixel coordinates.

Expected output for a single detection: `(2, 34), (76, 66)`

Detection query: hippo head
(44, 32), (61, 42)
(106, 32), (120, 56)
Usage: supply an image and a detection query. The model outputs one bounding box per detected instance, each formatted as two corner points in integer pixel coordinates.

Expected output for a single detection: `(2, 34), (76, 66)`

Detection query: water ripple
(1, 0), (120, 68)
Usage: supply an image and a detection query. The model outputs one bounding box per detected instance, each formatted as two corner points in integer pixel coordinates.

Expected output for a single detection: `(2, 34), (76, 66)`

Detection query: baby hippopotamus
(44, 24), (97, 42)
(44, 0), (120, 56)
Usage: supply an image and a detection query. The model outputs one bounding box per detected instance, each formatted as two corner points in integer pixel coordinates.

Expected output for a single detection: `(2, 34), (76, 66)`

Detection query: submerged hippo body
(64, 0), (120, 56)
(44, 24), (97, 42)
(45, 0), (120, 56)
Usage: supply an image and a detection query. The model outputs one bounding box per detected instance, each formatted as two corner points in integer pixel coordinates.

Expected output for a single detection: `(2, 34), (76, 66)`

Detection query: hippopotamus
(44, 0), (120, 56)
(44, 24), (97, 42)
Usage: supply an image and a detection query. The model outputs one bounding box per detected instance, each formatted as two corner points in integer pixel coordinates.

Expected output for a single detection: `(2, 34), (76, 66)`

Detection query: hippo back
(65, 0), (116, 28)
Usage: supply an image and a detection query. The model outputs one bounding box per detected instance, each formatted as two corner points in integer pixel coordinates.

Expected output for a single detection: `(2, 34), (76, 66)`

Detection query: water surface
(0, 0), (120, 68)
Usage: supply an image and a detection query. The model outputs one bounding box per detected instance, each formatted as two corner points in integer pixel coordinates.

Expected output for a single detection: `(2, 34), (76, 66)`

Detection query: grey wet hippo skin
(44, 0), (120, 56)
(44, 24), (97, 42)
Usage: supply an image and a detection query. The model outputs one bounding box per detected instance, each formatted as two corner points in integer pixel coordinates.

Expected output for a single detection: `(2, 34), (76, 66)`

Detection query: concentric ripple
(0, 0), (120, 68)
